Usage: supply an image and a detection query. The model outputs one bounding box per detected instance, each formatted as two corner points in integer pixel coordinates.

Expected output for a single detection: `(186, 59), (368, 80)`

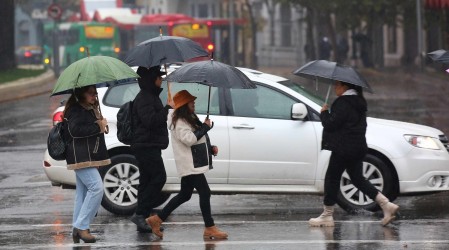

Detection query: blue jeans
(73, 167), (103, 230)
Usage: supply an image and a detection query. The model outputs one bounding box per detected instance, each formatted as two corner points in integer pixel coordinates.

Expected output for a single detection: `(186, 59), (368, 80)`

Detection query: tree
(0, 0), (16, 70)
(263, 0), (279, 46)
(244, 0), (259, 68)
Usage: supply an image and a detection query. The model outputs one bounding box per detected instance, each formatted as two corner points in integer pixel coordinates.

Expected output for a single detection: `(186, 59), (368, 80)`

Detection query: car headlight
(404, 135), (441, 150)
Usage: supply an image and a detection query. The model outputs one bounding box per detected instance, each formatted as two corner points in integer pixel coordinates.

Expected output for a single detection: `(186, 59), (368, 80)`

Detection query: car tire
(336, 153), (397, 214)
(99, 154), (171, 216)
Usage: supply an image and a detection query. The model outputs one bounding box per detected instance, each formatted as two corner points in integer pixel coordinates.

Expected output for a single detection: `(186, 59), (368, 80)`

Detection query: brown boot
(146, 215), (163, 238)
(375, 192), (399, 226)
(73, 228), (96, 243)
(203, 225), (228, 239)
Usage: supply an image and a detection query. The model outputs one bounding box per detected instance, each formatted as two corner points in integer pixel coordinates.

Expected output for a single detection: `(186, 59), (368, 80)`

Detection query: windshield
(279, 79), (325, 106)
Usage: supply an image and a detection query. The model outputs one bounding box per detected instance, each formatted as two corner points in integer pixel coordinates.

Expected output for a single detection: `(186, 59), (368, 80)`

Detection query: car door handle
(232, 124), (255, 129)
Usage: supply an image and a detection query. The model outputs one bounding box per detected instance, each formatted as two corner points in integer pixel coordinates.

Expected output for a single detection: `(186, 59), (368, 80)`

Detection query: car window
(160, 82), (220, 115)
(230, 84), (296, 119)
(280, 79), (325, 106)
(103, 81), (140, 107)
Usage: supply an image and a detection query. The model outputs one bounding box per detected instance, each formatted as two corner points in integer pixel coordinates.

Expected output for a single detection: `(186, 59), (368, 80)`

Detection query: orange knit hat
(173, 90), (197, 109)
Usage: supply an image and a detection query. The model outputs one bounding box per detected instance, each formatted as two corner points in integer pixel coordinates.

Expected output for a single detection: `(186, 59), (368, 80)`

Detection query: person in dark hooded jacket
(309, 81), (399, 227)
(129, 66), (174, 233)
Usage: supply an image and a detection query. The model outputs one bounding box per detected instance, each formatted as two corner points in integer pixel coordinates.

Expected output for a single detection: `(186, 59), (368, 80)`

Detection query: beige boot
(146, 215), (163, 238)
(375, 192), (399, 226)
(309, 206), (335, 227)
(203, 225), (228, 239)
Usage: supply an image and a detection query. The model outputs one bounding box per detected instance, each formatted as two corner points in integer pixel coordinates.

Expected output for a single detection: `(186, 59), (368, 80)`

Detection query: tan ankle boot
(73, 228), (96, 243)
(309, 206), (335, 227)
(375, 193), (399, 226)
(146, 215), (163, 238)
(203, 225), (228, 239)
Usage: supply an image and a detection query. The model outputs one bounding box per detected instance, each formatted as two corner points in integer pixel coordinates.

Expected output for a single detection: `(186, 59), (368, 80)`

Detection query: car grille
(439, 135), (449, 152)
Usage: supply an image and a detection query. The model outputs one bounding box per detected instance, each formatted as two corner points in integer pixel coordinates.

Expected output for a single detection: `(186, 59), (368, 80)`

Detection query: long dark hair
(171, 104), (200, 130)
(63, 86), (96, 116)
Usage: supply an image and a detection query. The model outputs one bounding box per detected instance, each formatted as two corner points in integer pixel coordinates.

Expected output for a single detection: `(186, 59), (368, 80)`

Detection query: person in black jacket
(63, 85), (110, 243)
(129, 66), (174, 233)
(309, 81), (399, 227)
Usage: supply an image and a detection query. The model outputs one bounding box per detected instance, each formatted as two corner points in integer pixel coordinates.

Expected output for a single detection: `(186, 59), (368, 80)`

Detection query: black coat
(320, 95), (368, 157)
(131, 82), (170, 149)
(64, 103), (110, 170)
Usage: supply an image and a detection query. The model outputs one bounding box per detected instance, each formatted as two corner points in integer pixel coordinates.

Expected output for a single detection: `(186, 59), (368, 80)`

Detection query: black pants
(132, 146), (167, 217)
(324, 152), (379, 206)
(158, 174), (214, 227)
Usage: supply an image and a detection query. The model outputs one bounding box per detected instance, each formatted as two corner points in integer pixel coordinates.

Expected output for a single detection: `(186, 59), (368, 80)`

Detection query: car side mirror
(291, 103), (308, 120)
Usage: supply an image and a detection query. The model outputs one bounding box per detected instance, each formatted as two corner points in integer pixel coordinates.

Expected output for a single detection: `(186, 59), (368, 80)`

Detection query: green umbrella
(51, 56), (138, 96)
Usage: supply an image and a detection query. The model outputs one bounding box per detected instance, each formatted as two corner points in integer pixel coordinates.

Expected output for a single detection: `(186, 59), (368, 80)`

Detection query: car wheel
(99, 154), (171, 215)
(336, 154), (397, 213)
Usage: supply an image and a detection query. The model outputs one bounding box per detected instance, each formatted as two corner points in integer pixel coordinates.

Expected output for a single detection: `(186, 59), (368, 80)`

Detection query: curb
(0, 70), (56, 103)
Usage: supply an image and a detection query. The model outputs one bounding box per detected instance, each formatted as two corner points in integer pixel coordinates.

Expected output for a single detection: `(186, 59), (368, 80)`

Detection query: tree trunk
(264, 0), (276, 46)
(245, 0), (258, 68)
(0, 0), (16, 70)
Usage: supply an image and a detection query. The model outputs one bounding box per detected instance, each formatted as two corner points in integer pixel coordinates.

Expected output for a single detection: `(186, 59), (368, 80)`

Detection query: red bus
(138, 14), (214, 53)
(95, 13), (215, 59)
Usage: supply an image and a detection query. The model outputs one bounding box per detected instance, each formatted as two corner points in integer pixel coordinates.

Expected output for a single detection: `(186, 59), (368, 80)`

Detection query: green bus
(43, 22), (121, 68)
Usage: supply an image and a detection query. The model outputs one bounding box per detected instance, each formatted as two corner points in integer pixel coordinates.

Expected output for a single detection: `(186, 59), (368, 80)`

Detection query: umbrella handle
(164, 63), (172, 101)
(206, 86), (211, 119)
(325, 85), (331, 104)
(96, 95), (109, 134)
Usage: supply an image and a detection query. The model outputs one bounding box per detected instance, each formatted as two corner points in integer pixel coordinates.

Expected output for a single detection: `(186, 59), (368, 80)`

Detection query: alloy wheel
(103, 162), (140, 206)
(340, 161), (384, 206)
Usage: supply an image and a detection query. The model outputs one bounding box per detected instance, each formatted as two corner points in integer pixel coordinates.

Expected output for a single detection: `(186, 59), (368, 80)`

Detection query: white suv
(43, 67), (449, 215)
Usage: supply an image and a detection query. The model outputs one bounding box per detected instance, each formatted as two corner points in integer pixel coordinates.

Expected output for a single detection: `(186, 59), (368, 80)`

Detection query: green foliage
(0, 68), (46, 84)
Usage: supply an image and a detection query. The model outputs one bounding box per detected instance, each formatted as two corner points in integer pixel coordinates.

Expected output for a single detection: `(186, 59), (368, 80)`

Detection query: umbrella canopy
(51, 56), (138, 96)
(165, 59), (256, 89)
(428, 49), (449, 63)
(292, 60), (373, 93)
(124, 36), (209, 68)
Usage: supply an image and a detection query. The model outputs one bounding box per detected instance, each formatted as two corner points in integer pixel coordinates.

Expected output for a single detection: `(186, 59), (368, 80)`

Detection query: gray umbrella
(124, 36), (209, 68)
(292, 60), (373, 103)
(165, 59), (256, 117)
(428, 49), (449, 64)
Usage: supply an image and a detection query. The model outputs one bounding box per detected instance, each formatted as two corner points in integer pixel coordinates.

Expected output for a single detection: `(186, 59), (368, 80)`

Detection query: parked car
(43, 67), (449, 215)
(15, 45), (43, 65)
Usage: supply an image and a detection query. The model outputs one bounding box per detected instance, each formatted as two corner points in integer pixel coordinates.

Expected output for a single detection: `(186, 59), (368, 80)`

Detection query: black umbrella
(428, 49), (449, 64)
(292, 60), (373, 103)
(165, 59), (256, 118)
(124, 35), (209, 68)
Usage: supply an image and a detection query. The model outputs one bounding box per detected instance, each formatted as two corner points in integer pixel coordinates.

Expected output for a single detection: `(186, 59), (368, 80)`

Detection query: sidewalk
(0, 69), (56, 103)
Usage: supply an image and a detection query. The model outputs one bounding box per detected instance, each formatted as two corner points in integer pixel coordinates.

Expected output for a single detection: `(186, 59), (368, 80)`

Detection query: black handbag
(47, 120), (67, 161)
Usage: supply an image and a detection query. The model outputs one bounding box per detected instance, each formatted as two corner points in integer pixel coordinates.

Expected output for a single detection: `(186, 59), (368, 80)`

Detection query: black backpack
(47, 120), (67, 160)
(117, 101), (134, 145)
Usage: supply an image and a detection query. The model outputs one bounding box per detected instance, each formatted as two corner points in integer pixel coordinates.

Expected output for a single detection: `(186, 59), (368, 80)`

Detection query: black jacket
(320, 95), (368, 157)
(131, 81), (170, 149)
(64, 103), (110, 170)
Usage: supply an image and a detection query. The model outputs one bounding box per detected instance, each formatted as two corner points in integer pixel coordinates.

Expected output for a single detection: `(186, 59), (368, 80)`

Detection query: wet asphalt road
(2, 94), (449, 249)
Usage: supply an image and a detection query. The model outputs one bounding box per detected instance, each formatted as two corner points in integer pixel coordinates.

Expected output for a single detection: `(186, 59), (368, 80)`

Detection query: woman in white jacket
(146, 90), (228, 240)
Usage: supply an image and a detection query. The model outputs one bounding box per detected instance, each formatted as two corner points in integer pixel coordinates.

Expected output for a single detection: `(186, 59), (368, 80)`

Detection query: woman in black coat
(63, 85), (110, 243)
(309, 81), (399, 227)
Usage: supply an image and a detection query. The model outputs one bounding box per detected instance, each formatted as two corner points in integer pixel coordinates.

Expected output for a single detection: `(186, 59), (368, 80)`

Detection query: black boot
(131, 214), (152, 233)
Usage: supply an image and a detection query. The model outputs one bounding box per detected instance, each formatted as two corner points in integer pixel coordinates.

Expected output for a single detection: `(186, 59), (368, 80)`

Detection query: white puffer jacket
(168, 113), (211, 177)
